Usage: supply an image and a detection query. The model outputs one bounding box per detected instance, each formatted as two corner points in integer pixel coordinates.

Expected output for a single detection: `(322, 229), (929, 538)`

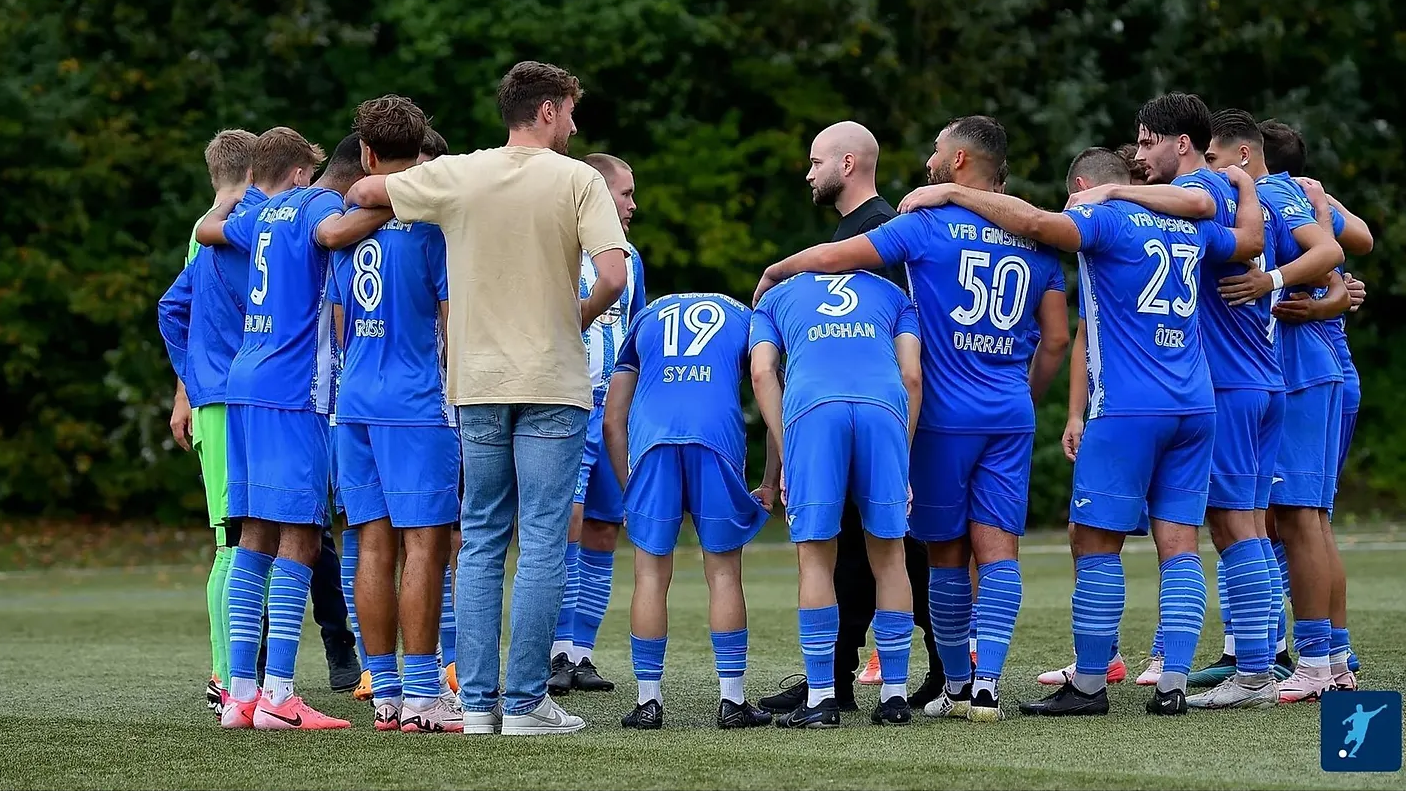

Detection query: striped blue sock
(631, 633), (667, 704)
(1110, 634), (1120, 662)
(554, 542), (579, 646)
(1271, 539), (1291, 650)
(928, 566), (972, 686)
(572, 547), (613, 655)
(403, 653), (439, 702)
(1216, 557), (1233, 654)
(1221, 539), (1272, 674)
(1259, 538), (1286, 652)
(1293, 618), (1331, 667)
(711, 628), (747, 703)
(227, 548), (273, 697)
(1072, 553), (1124, 679)
(872, 609), (913, 689)
(264, 557), (314, 704)
(798, 605), (840, 694)
(340, 528), (367, 667)
(1159, 553), (1207, 677)
(974, 559), (1022, 681)
(439, 565), (456, 666)
(1151, 624), (1164, 657)
(367, 652), (401, 701)
(1330, 627), (1352, 667)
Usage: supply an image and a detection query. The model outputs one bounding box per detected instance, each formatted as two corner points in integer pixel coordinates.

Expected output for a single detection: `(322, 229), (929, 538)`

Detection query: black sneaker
(834, 685), (860, 712)
(622, 699), (663, 730)
(907, 671), (942, 710)
(871, 695), (912, 726)
(1018, 681), (1109, 717)
(717, 699), (772, 729)
(572, 657), (616, 692)
(548, 652), (576, 696)
(968, 687), (1003, 722)
(206, 678), (222, 712)
(327, 642), (361, 693)
(758, 674), (807, 713)
(775, 699), (841, 729)
(1146, 686), (1187, 715)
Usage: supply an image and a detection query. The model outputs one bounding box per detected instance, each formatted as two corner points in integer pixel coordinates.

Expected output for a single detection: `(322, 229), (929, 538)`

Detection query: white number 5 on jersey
(815, 274), (860, 317)
(250, 232), (271, 306)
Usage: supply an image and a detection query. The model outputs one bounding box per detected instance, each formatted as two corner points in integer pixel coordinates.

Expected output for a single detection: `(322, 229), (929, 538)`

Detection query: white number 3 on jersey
(815, 274), (860, 317)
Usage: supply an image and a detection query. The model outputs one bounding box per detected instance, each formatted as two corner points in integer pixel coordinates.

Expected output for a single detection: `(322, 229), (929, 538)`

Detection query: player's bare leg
(1187, 509), (1278, 709)
(356, 518), (401, 729)
(777, 540), (842, 728)
(966, 524), (1021, 721)
(924, 536), (973, 718)
(701, 547), (771, 728)
(398, 525), (458, 732)
(572, 518), (621, 690)
(864, 533), (913, 725)
(623, 548), (671, 729)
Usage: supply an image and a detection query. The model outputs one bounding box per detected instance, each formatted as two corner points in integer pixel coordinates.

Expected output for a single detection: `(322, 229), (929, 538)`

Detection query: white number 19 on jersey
(660, 300), (726, 357)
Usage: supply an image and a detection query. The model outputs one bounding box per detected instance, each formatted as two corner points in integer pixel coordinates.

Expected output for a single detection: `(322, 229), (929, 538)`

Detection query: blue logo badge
(1321, 691), (1402, 772)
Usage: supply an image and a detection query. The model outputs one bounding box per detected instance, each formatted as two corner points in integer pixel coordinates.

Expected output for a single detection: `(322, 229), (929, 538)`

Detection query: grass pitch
(1, 533), (1403, 790)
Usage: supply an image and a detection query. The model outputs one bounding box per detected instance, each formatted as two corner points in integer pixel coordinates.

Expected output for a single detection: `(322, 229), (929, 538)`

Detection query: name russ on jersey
(355, 319), (385, 337)
(808, 321), (877, 341)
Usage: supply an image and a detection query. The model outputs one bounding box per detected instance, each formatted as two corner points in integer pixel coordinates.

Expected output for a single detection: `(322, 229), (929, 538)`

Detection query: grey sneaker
(501, 696), (586, 736)
(462, 702), (502, 735)
(1186, 673), (1278, 710)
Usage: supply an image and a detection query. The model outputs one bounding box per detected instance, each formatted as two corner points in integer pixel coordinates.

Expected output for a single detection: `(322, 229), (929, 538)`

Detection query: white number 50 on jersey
(950, 250), (1031, 330)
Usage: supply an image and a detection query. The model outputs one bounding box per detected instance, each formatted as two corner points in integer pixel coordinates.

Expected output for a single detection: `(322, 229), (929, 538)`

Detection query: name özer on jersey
(953, 331), (1015, 355)
(808, 321), (877, 341)
(663, 365), (711, 383)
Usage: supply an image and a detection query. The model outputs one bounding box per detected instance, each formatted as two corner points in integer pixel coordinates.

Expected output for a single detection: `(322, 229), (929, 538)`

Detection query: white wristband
(1269, 269), (1285, 291)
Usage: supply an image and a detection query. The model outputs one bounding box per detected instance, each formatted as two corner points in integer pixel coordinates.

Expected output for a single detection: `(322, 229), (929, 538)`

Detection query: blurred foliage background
(2, 0), (1401, 524)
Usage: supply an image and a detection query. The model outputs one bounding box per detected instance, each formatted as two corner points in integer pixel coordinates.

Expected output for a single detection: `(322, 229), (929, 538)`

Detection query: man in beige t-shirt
(347, 60), (628, 736)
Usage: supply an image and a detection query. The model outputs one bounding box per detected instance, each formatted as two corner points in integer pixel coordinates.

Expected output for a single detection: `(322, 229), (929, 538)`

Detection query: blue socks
(1294, 618), (1331, 667)
(367, 652), (401, 701)
(798, 605), (840, 705)
(1216, 557), (1233, 653)
(1151, 624), (1165, 658)
(1269, 539), (1290, 652)
(872, 609), (913, 698)
(403, 653), (439, 703)
(339, 528), (367, 668)
(631, 634), (667, 705)
(1158, 553), (1207, 689)
(264, 557), (314, 705)
(573, 547), (614, 660)
(974, 560), (1022, 684)
(227, 548), (274, 701)
(439, 565), (456, 667)
(1221, 539), (1272, 674)
(711, 628), (748, 704)
(927, 566), (973, 688)
(1330, 626), (1352, 671)
(1072, 553), (1124, 691)
(553, 541), (580, 654)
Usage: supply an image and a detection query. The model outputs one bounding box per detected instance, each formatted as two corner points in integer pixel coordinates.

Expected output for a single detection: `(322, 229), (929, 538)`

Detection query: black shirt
(831, 195), (909, 294)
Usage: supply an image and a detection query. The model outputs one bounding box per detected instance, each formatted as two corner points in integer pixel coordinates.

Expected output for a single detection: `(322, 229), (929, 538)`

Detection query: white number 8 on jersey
(353, 238), (383, 312)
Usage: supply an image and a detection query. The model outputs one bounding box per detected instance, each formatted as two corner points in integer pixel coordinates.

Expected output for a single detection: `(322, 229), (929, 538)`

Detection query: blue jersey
(328, 215), (451, 426)
(581, 241), (647, 406)
(1257, 173), (1344, 392)
(223, 186), (344, 413)
(1325, 309), (1359, 410)
(866, 206), (1064, 434)
(749, 271), (920, 429)
(157, 187), (267, 407)
(614, 293), (752, 470)
(1065, 200), (1236, 418)
(1174, 169), (1284, 391)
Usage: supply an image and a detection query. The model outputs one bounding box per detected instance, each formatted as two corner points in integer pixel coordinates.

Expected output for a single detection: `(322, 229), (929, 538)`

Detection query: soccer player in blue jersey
(546, 153), (648, 696)
(1209, 114), (1371, 701)
(601, 292), (772, 730)
(759, 116), (1069, 722)
(195, 126), (392, 731)
(158, 129), (261, 712)
(750, 270), (922, 728)
(326, 96), (463, 734)
(901, 148), (1263, 716)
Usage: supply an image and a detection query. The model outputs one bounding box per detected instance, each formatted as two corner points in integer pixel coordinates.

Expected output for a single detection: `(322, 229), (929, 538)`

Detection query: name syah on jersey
(614, 293), (752, 470)
(223, 186), (343, 413)
(1257, 173), (1346, 391)
(328, 214), (452, 426)
(749, 271), (920, 428)
(580, 242), (647, 405)
(865, 206), (1064, 433)
(1065, 200), (1236, 417)
(1175, 168), (1283, 391)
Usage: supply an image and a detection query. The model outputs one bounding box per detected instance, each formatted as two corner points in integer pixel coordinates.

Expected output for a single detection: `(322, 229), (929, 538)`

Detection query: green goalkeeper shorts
(192, 403), (230, 539)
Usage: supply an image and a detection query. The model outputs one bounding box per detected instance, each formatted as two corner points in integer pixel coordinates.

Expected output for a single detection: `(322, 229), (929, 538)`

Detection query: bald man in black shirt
(759, 121), (943, 714)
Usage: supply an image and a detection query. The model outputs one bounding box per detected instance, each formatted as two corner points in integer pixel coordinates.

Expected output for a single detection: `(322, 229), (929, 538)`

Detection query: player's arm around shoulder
(315, 202), (392, 251)
(1073, 182), (1215, 219)
(753, 234), (886, 306)
(1218, 165), (1264, 262)
(913, 184), (1084, 253)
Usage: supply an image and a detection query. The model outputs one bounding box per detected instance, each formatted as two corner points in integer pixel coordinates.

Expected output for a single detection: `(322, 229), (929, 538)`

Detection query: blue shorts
(336, 422), (459, 528)
(624, 443), (768, 556)
(574, 406), (624, 523)
(1070, 413), (1215, 534)
(1337, 408), (1358, 481)
(909, 430), (1032, 542)
(1208, 389), (1285, 512)
(227, 405), (331, 527)
(783, 401), (909, 543)
(1271, 382), (1343, 510)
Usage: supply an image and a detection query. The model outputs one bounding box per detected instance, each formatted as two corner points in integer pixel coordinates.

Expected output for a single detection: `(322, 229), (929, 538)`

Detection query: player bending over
(751, 270), (922, 728)
(602, 292), (772, 730)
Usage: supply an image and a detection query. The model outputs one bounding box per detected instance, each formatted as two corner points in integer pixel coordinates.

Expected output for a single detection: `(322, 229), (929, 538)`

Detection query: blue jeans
(454, 403), (588, 715)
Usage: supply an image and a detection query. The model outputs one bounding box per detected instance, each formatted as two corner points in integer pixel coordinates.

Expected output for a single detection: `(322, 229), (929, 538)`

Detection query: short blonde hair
(203, 129), (256, 188)
(251, 127), (326, 184)
(583, 153), (632, 185)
